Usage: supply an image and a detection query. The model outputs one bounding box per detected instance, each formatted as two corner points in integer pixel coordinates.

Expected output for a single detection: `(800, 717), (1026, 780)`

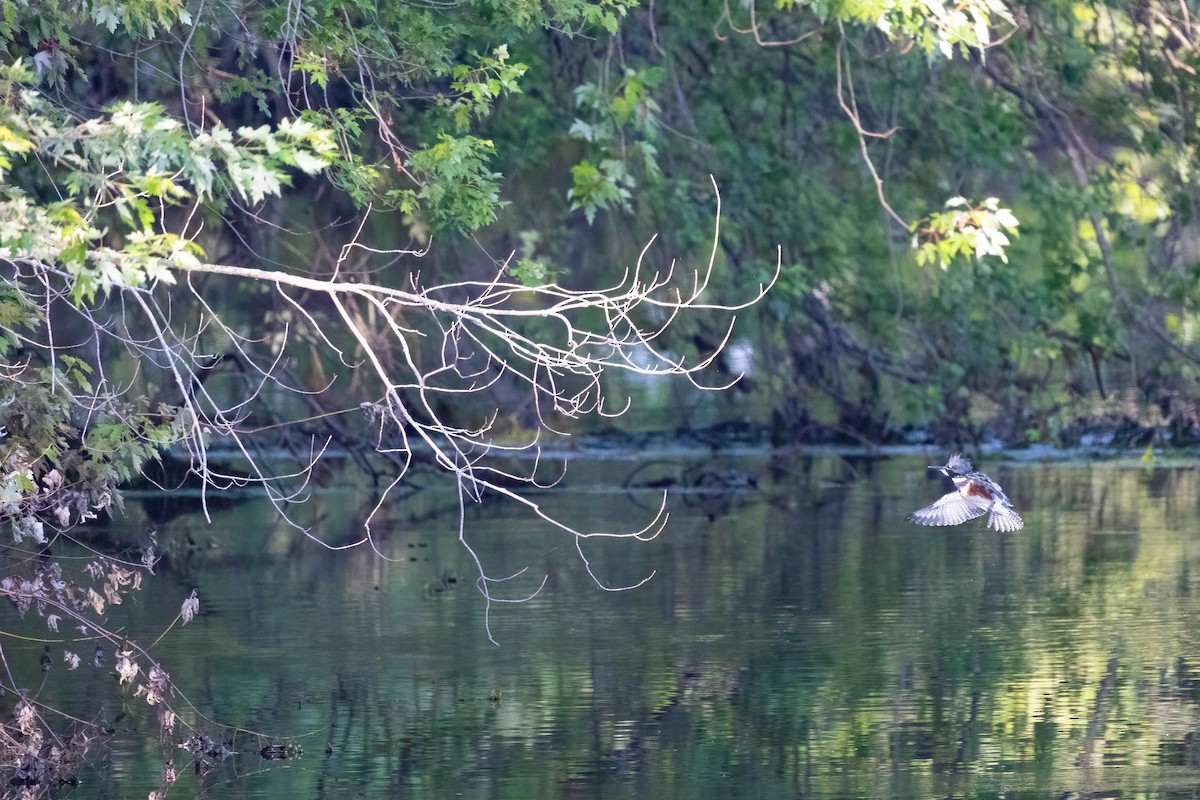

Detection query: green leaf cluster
(407, 134), (506, 232)
(913, 197), (1021, 269)
(445, 46), (529, 131)
(0, 62), (337, 302)
(0, 359), (178, 542)
(566, 67), (664, 223)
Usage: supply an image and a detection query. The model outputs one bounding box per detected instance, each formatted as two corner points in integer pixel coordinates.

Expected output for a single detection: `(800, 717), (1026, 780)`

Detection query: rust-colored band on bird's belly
(965, 482), (994, 501)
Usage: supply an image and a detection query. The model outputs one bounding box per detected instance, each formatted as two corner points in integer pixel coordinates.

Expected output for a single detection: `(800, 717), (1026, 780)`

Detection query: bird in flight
(910, 453), (1024, 532)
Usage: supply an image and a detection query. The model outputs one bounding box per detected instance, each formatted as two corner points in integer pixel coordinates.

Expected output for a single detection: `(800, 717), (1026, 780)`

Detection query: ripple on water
(33, 453), (1200, 799)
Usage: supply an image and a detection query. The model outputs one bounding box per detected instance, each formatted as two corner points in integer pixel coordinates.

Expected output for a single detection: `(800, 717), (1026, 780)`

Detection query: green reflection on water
(13, 453), (1200, 799)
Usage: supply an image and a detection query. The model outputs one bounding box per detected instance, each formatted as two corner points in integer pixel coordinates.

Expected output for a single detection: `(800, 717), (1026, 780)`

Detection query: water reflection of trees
(58, 457), (1200, 796)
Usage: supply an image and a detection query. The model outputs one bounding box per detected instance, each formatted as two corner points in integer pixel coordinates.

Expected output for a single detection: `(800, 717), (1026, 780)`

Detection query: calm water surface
(11, 451), (1200, 799)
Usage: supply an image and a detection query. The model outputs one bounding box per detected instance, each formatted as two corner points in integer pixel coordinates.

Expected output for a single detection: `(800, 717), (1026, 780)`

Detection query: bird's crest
(945, 453), (973, 474)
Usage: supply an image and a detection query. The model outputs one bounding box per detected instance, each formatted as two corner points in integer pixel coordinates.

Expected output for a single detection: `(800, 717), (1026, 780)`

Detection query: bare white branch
(4, 179), (775, 640)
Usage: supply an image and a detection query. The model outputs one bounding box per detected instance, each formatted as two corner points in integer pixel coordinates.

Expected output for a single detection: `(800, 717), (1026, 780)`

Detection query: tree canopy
(2, 0), (1199, 642)
(2, 0), (1199, 595)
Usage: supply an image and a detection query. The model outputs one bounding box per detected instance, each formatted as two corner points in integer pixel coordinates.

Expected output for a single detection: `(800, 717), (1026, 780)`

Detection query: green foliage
(776, 0), (1015, 58)
(3, 0), (1198, 456)
(0, 0), (636, 235)
(445, 46), (528, 131)
(408, 134), (505, 232)
(234, 0), (633, 229)
(0, 287), (38, 350)
(87, 0), (193, 36)
(1, 63), (336, 302)
(568, 159), (633, 224)
(0, 362), (177, 542)
(483, 0), (1200, 443)
(507, 229), (560, 286)
(913, 197), (1020, 269)
(27, 96), (335, 209)
(291, 49), (334, 91)
(566, 67), (664, 222)
(299, 108), (386, 206)
(217, 71), (278, 116)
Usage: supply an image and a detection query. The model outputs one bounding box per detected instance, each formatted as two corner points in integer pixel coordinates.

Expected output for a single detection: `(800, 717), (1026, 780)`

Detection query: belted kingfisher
(910, 453), (1024, 532)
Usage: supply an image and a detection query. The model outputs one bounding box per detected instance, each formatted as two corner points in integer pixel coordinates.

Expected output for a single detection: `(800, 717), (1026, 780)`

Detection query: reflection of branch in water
(565, 661), (743, 788)
(1075, 656), (1119, 767)
(622, 459), (759, 521)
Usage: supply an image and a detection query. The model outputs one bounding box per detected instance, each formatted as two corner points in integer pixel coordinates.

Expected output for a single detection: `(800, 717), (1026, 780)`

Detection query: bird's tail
(988, 505), (1024, 532)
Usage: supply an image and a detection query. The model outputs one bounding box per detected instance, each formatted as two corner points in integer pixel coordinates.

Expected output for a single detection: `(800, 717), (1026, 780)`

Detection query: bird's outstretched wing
(910, 492), (990, 527)
(987, 505), (1024, 532)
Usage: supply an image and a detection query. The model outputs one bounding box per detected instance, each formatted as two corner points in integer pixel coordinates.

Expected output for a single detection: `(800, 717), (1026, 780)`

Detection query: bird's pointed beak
(927, 465), (941, 471)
